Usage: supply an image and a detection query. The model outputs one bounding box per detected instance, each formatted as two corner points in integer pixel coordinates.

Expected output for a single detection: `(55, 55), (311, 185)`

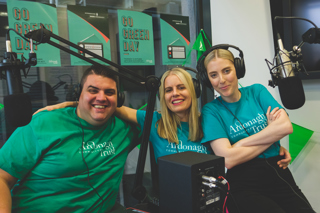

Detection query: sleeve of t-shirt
(136, 110), (161, 130)
(254, 84), (283, 113)
(136, 110), (147, 129)
(201, 103), (229, 145)
(0, 122), (43, 179)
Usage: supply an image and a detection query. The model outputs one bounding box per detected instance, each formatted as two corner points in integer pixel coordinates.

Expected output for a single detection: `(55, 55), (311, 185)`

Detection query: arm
(33, 101), (77, 115)
(234, 108), (293, 147)
(222, 107), (292, 169)
(278, 146), (292, 169)
(114, 106), (138, 124)
(210, 138), (271, 169)
(0, 169), (18, 212)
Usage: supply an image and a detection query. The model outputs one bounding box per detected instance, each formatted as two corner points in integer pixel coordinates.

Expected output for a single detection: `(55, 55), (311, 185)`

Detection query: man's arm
(0, 169), (18, 212)
(278, 146), (292, 169)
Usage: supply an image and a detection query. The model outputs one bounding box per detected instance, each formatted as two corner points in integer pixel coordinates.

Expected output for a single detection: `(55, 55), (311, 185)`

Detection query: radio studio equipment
(0, 29), (37, 127)
(158, 152), (226, 213)
(1, 25), (229, 213)
(265, 16), (320, 110)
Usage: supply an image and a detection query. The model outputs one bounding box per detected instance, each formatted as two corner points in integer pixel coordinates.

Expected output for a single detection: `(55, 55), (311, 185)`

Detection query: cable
(218, 176), (230, 213)
(6, 29), (30, 44)
(201, 175), (232, 213)
(263, 156), (316, 212)
(274, 16), (318, 29)
(76, 107), (105, 212)
(6, 23), (48, 47)
(214, 94), (250, 136)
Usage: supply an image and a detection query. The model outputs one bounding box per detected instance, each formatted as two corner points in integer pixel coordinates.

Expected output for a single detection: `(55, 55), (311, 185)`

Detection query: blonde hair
(157, 68), (203, 144)
(204, 49), (234, 69)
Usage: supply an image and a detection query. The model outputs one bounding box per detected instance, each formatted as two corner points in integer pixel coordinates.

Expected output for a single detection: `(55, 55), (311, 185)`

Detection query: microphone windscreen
(4, 93), (33, 127)
(278, 76), (305, 110)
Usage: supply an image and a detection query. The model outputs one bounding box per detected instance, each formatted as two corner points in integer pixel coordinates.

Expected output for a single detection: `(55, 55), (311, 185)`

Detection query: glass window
(0, 0), (199, 147)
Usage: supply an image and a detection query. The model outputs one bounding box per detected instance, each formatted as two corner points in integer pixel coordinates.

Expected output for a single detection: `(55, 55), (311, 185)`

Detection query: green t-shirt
(0, 108), (140, 212)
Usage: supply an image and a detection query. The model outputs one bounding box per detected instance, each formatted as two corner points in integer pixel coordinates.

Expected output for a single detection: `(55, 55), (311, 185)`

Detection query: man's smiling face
(77, 74), (117, 126)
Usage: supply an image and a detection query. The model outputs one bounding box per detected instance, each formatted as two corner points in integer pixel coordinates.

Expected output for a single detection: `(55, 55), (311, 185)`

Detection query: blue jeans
(226, 155), (314, 213)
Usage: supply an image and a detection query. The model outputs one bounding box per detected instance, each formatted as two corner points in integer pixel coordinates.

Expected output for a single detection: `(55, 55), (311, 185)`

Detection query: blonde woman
(115, 67), (212, 160)
(198, 45), (314, 213)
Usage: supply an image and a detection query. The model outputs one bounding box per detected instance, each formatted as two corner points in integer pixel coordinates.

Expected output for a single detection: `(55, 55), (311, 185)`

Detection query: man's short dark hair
(80, 65), (119, 88)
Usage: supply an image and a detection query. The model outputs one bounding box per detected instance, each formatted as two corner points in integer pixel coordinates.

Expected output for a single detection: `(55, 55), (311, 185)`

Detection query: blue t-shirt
(137, 110), (213, 162)
(201, 84), (283, 158)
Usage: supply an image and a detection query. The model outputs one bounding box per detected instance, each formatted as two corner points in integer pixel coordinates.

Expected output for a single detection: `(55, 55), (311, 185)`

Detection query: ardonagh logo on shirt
(229, 113), (267, 138)
(79, 141), (115, 156)
(166, 141), (208, 154)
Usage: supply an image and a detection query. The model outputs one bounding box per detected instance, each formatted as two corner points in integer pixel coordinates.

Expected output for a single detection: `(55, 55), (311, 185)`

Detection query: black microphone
(1, 31), (33, 127)
(275, 34), (305, 109)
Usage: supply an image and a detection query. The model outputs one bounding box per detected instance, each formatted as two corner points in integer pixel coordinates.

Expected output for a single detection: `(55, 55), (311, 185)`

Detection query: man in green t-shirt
(0, 66), (140, 213)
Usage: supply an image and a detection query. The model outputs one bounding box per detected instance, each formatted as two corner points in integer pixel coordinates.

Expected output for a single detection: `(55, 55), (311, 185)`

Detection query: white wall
(210, 0), (319, 211)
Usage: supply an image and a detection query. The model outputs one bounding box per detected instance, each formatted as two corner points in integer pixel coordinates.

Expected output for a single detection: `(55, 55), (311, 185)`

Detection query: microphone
(1, 30), (33, 127)
(275, 34), (305, 109)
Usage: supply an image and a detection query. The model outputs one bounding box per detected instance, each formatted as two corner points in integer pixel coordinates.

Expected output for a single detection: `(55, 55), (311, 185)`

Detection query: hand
(33, 101), (76, 115)
(277, 146), (292, 169)
(266, 106), (281, 125)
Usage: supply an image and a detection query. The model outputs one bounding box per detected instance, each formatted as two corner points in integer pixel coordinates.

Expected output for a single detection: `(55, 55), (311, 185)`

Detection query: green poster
(160, 14), (191, 65)
(7, 0), (61, 67)
(117, 10), (155, 65)
(67, 5), (111, 66)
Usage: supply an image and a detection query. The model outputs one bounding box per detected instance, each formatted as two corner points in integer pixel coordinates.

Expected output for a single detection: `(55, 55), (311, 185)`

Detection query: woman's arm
(114, 106), (138, 124)
(210, 138), (271, 169)
(235, 108), (293, 147)
(33, 102), (139, 125)
(210, 106), (292, 169)
(33, 101), (77, 115)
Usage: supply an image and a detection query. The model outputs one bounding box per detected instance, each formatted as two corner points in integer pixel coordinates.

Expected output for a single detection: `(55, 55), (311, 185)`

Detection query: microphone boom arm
(25, 27), (146, 85)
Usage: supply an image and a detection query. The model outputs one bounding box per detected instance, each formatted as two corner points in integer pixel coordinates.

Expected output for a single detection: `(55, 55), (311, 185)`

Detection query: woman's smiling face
(206, 57), (240, 103)
(164, 74), (191, 122)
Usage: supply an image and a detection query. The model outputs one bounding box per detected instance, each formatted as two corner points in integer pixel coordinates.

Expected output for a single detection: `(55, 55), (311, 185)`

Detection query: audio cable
(76, 108), (105, 212)
(201, 175), (230, 213)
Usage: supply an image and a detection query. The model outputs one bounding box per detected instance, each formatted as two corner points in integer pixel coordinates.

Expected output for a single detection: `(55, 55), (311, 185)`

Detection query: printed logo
(229, 113), (268, 139)
(79, 141), (115, 157)
(165, 141), (208, 154)
(49, 60), (58, 64)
